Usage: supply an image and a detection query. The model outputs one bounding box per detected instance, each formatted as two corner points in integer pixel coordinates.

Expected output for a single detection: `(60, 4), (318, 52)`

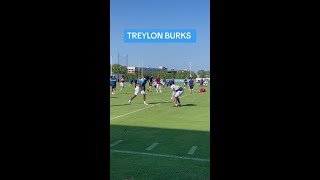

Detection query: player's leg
(130, 94), (136, 101)
(112, 85), (116, 94)
(142, 94), (148, 105)
(129, 86), (140, 104)
(173, 96), (177, 106)
(141, 89), (148, 105)
(176, 97), (181, 106)
(175, 90), (183, 106)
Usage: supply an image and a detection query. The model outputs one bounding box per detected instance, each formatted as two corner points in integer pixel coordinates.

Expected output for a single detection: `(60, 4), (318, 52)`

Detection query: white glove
(171, 97), (173, 100)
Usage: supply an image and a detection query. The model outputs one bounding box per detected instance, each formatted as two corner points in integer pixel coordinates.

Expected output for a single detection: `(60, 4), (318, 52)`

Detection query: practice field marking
(110, 149), (210, 162)
(110, 105), (157, 120)
(188, 146), (198, 155)
(110, 140), (124, 147)
(110, 94), (193, 120)
(146, 143), (159, 151)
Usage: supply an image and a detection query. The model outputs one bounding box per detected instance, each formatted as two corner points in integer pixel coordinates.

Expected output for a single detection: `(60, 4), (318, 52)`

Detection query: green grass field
(110, 82), (210, 180)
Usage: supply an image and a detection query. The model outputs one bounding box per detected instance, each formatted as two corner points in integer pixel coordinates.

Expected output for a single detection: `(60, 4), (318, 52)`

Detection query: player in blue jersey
(128, 75), (150, 105)
(189, 77), (194, 94)
(110, 75), (117, 95)
(168, 78), (175, 86)
(183, 77), (188, 88)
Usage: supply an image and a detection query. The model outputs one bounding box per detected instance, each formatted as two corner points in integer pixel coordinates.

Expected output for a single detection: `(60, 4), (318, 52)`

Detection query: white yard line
(110, 94), (193, 120)
(187, 146), (198, 155)
(110, 149), (210, 162)
(110, 140), (124, 147)
(146, 143), (159, 151)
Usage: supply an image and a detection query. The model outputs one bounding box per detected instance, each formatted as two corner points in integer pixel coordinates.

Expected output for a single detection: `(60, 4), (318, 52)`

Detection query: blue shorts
(189, 85), (194, 89)
(111, 85), (116, 89)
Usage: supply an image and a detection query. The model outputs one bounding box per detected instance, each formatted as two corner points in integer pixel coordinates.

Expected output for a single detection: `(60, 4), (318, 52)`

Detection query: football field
(110, 82), (210, 180)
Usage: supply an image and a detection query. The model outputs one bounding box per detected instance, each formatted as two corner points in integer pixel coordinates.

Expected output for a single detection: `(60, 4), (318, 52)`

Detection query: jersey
(156, 77), (161, 84)
(138, 78), (147, 87)
(120, 78), (124, 83)
(110, 77), (117, 86)
(171, 85), (183, 91)
(189, 79), (194, 86)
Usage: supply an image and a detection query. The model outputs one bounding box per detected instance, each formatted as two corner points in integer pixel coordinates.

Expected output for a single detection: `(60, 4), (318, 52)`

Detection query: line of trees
(110, 64), (209, 80)
(197, 70), (210, 78)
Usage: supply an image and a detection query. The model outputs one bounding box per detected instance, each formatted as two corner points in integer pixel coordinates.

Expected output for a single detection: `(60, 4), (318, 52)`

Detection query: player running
(170, 84), (184, 107)
(128, 75), (150, 105)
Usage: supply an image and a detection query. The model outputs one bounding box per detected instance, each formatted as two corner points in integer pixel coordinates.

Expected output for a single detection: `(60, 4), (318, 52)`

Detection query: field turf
(110, 82), (210, 180)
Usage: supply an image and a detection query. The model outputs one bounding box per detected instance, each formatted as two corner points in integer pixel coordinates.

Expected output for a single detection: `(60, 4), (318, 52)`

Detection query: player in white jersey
(170, 84), (184, 107)
(128, 76), (149, 105)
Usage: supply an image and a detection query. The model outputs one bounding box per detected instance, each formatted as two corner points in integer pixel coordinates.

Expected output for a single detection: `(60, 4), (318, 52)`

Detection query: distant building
(176, 69), (188, 72)
(167, 69), (177, 74)
(127, 66), (168, 74)
(127, 67), (137, 74)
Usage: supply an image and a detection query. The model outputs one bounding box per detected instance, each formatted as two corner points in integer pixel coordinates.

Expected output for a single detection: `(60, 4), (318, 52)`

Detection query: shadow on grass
(110, 104), (131, 106)
(181, 104), (196, 106)
(148, 101), (171, 104)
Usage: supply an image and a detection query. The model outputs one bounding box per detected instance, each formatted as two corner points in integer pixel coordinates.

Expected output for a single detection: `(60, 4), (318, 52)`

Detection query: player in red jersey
(155, 76), (162, 93)
(120, 76), (125, 91)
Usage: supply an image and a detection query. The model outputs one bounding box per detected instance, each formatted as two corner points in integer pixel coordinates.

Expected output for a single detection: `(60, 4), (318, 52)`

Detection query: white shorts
(174, 90), (184, 97)
(134, 86), (146, 95)
(120, 82), (124, 87)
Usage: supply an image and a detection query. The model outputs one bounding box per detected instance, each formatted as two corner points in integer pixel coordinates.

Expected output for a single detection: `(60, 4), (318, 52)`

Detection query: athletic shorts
(189, 85), (194, 89)
(134, 86), (146, 95)
(111, 85), (116, 89)
(174, 90), (184, 97)
(120, 82), (124, 87)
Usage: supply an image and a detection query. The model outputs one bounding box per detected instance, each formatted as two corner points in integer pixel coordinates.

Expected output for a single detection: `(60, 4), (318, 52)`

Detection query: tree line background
(111, 64), (210, 80)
